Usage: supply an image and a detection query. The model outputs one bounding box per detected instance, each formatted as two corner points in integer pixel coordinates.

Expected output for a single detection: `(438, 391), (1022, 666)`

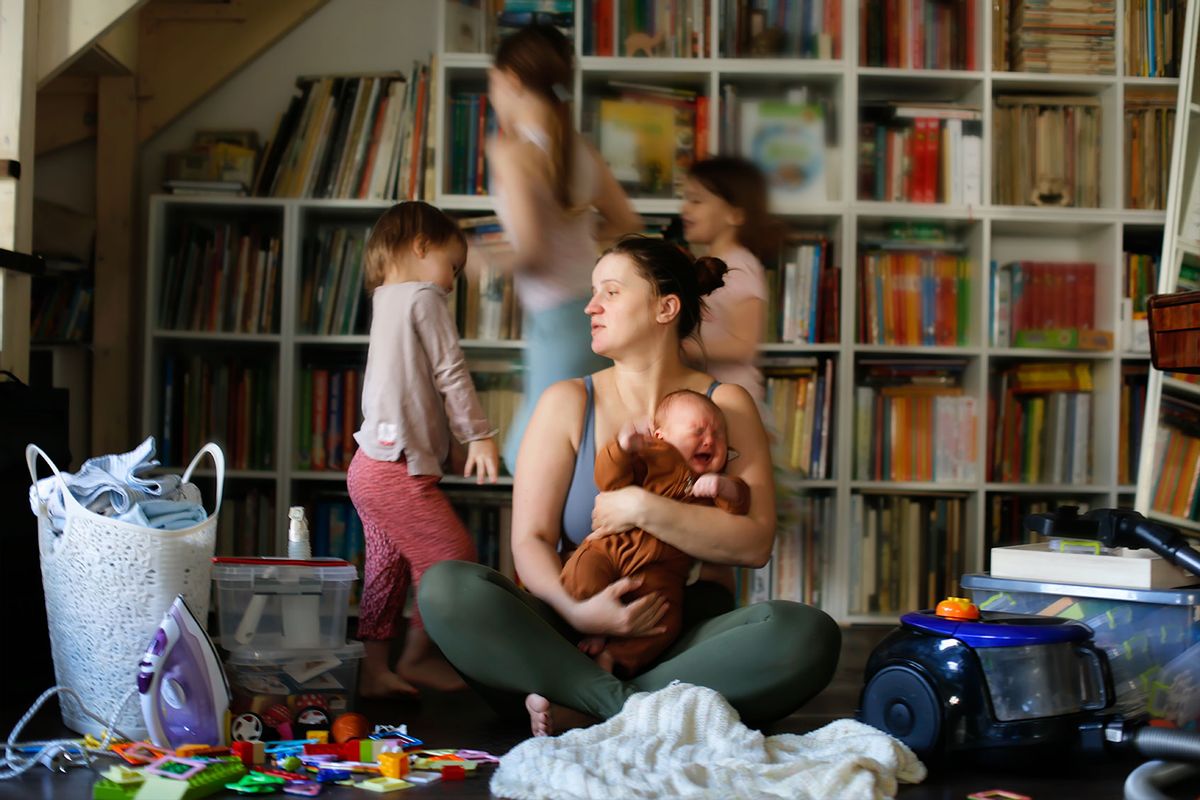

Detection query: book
(739, 99), (826, 204)
(990, 542), (1200, 590)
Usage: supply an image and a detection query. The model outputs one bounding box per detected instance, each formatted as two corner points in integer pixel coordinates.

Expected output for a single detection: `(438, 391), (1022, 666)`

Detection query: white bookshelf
(141, 0), (1187, 623)
(1134, 0), (1200, 533)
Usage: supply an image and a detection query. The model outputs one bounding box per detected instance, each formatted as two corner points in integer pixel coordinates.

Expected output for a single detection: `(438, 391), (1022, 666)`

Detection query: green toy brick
(134, 758), (248, 800)
(93, 778), (141, 800)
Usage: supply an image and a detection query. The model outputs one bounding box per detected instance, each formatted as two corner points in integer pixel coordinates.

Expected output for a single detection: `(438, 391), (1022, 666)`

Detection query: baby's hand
(691, 474), (723, 499)
(617, 419), (652, 453)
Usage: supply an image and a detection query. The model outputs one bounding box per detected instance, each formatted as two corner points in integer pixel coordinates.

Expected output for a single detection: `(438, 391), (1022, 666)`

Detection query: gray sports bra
(560, 375), (721, 547)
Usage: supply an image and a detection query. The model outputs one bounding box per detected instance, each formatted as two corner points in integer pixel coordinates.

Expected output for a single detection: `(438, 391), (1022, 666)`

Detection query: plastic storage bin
(225, 641), (364, 737)
(962, 573), (1200, 720)
(212, 557), (358, 651)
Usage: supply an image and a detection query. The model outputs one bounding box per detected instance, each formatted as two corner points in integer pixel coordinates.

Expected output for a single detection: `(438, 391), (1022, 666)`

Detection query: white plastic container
(212, 557), (357, 652)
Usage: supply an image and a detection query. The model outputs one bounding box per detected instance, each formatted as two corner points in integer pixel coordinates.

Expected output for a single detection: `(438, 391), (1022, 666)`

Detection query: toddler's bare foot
(577, 635), (607, 656)
(524, 693), (599, 737)
(397, 651), (468, 692)
(359, 668), (418, 699)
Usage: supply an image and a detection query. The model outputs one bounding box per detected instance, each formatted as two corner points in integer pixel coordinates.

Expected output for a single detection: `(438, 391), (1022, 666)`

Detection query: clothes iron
(138, 595), (229, 749)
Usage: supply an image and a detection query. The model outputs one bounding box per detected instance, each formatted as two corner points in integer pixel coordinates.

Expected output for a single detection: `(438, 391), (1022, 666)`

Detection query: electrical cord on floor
(0, 686), (138, 780)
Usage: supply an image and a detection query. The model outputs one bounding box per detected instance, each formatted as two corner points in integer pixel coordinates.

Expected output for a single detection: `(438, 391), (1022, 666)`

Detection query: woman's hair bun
(694, 256), (728, 296)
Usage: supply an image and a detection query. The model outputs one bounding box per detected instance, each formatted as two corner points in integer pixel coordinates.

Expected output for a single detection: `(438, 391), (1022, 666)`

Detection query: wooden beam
(92, 75), (135, 454)
(37, 0), (149, 87)
(137, 0), (327, 143)
(0, 0), (37, 383)
(96, 14), (138, 74)
(35, 74), (97, 156)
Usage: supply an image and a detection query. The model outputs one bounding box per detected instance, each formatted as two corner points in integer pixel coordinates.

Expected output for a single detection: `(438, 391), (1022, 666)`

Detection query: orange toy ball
(331, 712), (370, 744)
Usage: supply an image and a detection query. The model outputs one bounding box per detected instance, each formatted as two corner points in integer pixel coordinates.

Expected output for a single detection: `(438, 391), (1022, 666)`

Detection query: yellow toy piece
(356, 776), (413, 792)
(379, 752), (410, 779)
(306, 731), (329, 744)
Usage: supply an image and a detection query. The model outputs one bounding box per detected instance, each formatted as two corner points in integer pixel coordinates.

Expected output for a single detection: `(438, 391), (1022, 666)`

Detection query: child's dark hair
(654, 389), (724, 430)
(605, 235), (727, 341)
(494, 24), (577, 212)
(364, 201), (465, 293)
(688, 156), (783, 262)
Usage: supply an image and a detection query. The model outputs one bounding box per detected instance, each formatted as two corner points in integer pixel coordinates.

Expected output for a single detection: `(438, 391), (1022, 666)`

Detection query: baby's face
(655, 400), (728, 475)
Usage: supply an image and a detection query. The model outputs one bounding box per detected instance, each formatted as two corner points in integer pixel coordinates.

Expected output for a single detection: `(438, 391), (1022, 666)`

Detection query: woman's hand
(565, 576), (669, 637)
(589, 485), (648, 539)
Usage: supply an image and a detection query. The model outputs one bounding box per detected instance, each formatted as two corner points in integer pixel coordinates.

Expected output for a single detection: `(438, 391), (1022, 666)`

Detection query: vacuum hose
(1124, 728), (1200, 800)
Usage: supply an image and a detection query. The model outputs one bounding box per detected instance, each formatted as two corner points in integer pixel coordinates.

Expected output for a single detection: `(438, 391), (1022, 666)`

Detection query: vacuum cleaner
(858, 507), (1200, 799)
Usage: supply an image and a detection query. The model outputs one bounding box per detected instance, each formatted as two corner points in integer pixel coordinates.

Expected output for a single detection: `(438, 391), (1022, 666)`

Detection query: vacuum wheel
(860, 665), (942, 758)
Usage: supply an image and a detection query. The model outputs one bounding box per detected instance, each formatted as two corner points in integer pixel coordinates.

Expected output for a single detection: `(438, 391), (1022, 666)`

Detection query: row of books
(296, 366), (363, 472)
(736, 489), (831, 607)
(722, 0), (840, 59)
(446, 92), (496, 196)
(849, 492), (967, 614)
(766, 237), (838, 344)
(853, 359), (978, 482)
(215, 489), (277, 558)
(1125, 90), (1176, 211)
(856, 248), (971, 346)
(984, 494), (1092, 556)
(765, 359), (834, 479)
(989, 362), (1094, 484)
(989, 260), (1100, 349)
(992, 95), (1102, 208)
(1150, 397), (1200, 521)
(858, 0), (977, 70)
(31, 280), (92, 342)
(1124, 0), (1189, 77)
(452, 267), (522, 340)
(857, 107), (983, 205)
(255, 64), (433, 201)
(159, 224), (282, 334)
(594, 81), (705, 199)
(444, 490), (515, 578)
(1126, 251), (1160, 316)
(298, 225), (370, 336)
(160, 355), (276, 470)
(614, 0), (708, 57)
(993, 0), (1116, 75)
(1118, 365), (1149, 485)
(470, 367), (524, 451)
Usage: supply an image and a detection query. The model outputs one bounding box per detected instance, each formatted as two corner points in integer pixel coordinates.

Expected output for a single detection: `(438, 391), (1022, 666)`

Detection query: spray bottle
(287, 506), (311, 560)
(280, 506), (319, 647)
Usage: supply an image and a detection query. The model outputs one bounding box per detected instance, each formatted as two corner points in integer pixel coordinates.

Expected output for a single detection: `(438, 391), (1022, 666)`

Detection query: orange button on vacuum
(935, 597), (980, 620)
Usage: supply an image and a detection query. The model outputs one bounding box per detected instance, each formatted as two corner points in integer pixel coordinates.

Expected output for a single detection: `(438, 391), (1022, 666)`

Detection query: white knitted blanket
(490, 683), (926, 800)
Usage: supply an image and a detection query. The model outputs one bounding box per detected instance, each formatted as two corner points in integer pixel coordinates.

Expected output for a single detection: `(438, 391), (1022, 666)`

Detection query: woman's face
(487, 67), (524, 128)
(585, 253), (669, 357)
(681, 177), (739, 246)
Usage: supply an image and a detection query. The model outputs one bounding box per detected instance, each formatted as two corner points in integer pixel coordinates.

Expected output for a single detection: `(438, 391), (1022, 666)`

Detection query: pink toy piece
(455, 749), (500, 763)
(282, 783), (323, 796)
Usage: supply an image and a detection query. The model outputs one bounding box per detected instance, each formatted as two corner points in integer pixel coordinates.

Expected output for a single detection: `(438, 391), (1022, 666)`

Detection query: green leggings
(418, 560), (842, 726)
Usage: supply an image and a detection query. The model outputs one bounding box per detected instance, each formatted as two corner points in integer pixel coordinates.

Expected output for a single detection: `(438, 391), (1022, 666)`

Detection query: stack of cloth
(491, 682), (926, 800)
(30, 436), (207, 533)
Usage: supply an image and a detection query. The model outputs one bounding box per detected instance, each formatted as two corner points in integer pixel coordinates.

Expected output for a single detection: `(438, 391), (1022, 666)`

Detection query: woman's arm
(486, 136), (555, 270)
(590, 382), (775, 567)
(585, 141), (641, 247)
(512, 379), (670, 636)
(682, 296), (765, 365)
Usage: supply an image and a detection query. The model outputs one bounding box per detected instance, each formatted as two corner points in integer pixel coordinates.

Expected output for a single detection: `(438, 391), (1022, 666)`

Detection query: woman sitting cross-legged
(418, 235), (841, 735)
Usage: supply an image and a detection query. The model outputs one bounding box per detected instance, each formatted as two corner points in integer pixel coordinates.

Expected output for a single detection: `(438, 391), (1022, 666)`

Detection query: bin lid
(213, 557), (353, 567)
(211, 556), (358, 581)
(962, 573), (1200, 605)
(222, 639), (365, 665)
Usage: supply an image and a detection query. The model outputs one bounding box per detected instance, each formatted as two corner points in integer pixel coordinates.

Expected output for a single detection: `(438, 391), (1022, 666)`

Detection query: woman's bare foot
(577, 635), (607, 656)
(397, 651), (468, 692)
(524, 693), (599, 737)
(359, 668), (419, 699)
(594, 649), (615, 674)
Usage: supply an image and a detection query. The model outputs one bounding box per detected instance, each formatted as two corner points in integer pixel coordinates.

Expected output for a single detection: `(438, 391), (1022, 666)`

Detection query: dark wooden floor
(0, 625), (1188, 799)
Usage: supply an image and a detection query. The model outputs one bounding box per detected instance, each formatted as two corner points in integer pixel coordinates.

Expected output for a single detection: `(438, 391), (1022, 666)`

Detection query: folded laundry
(29, 437), (207, 534)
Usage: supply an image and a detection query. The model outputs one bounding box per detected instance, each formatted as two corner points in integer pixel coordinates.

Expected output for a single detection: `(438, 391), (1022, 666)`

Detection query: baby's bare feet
(577, 635), (607, 656)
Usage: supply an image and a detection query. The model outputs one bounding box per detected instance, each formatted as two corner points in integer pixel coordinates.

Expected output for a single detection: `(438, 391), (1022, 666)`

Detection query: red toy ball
(330, 712), (370, 744)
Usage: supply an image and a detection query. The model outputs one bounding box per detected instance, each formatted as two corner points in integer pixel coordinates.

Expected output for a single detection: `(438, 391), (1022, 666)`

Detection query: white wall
(139, 0), (437, 197)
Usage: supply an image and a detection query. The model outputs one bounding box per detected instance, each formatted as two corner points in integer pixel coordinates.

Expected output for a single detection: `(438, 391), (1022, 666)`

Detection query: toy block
(338, 740), (362, 761)
(133, 758), (247, 800)
(231, 741), (265, 767)
(359, 739), (375, 763)
(356, 776), (413, 793)
(378, 752), (409, 779)
(305, 731), (329, 744)
(173, 745), (212, 758)
(94, 779), (141, 800)
(441, 765), (466, 781)
(100, 766), (146, 785)
(303, 743), (340, 756)
(404, 771), (440, 785)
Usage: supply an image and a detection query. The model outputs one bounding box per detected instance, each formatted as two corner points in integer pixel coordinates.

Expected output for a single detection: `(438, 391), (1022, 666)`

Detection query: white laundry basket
(26, 442), (224, 739)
